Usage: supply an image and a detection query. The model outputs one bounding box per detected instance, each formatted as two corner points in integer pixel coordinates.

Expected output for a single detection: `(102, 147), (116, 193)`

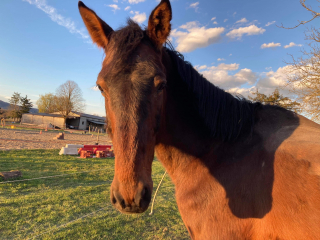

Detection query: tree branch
(278, 0), (320, 29)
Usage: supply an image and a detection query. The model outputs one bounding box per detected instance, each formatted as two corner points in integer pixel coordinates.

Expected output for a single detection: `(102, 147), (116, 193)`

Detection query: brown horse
(78, 1), (320, 239)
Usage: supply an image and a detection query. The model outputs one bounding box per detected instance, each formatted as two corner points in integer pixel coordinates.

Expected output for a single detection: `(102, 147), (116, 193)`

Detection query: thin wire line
(26, 206), (109, 240)
(149, 171), (167, 215)
(0, 167), (114, 184)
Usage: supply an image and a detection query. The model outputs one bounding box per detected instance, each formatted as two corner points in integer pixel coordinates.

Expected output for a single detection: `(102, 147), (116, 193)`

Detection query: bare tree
(279, 0), (320, 29)
(285, 27), (320, 122)
(55, 80), (85, 127)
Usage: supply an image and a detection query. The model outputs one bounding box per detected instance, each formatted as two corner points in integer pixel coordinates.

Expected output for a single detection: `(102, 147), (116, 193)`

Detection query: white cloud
(108, 4), (120, 12)
(113, 0), (118, 2)
(265, 21), (276, 26)
(190, 2), (199, 8)
(224, 19), (228, 22)
(235, 18), (248, 24)
(91, 86), (99, 91)
(226, 25), (266, 39)
(198, 65), (208, 70)
(210, 63), (239, 71)
(179, 22), (198, 29)
(234, 68), (257, 84)
(233, 12), (237, 17)
(196, 63), (297, 99)
(171, 21), (225, 52)
(228, 86), (255, 98)
(261, 42), (281, 49)
(211, 17), (216, 21)
(199, 63), (258, 89)
(284, 42), (303, 48)
(254, 65), (304, 98)
(229, 53), (232, 56)
(22, 0), (88, 40)
(131, 11), (147, 24)
(217, 58), (225, 61)
(128, 0), (146, 4)
(124, 6), (131, 11)
(213, 21), (218, 25)
(257, 66), (292, 89)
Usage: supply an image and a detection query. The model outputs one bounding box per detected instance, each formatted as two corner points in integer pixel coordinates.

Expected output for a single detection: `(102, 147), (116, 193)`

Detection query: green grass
(0, 150), (189, 240)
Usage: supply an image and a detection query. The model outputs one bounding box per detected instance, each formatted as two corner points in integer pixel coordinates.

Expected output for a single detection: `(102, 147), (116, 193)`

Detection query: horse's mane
(165, 45), (261, 141)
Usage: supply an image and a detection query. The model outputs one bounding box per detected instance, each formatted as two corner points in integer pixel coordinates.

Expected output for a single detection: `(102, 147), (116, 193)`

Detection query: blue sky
(0, 0), (318, 116)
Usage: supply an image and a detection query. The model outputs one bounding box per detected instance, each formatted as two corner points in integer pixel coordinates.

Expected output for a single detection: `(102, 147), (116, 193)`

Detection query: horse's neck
(155, 50), (218, 182)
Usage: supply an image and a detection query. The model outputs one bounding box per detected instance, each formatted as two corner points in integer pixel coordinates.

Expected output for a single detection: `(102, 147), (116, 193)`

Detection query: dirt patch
(0, 129), (112, 150)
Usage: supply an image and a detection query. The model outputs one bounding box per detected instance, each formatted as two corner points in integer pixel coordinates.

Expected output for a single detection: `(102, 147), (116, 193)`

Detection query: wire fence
(0, 166), (112, 238)
(0, 153), (183, 239)
(26, 206), (109, 240)
(23, 175), (171, 240)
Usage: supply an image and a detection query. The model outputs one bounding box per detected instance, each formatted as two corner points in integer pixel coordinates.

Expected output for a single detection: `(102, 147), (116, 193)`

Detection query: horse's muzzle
(110, 184), (152, 214)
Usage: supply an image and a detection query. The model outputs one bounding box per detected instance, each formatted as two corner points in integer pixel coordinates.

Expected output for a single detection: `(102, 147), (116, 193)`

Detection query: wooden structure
(21, 111), (106, 130)
(80, 150), (93, 158)
(53, 133), (64, 140)
(0, 170), (22, 181)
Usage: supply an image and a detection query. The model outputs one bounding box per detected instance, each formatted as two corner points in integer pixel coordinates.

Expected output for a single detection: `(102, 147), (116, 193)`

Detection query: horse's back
(264, 113), (320, 239)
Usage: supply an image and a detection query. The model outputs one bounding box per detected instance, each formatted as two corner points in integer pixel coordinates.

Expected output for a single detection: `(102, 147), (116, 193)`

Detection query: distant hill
(0, 100), (38, 113)
(0, 100), (10, 109)
(29, 108), (39, 113)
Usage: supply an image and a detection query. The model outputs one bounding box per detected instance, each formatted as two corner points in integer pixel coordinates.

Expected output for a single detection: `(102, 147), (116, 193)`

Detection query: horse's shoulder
(254, 109), (320, 170)
(281, 114), (320, 146)
(272, 116), (320, 177)
(255, 108), (320, 146)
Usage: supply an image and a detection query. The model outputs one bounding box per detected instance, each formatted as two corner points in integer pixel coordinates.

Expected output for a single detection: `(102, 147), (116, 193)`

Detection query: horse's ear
(78, 1), (113, 49)
(147, 0), (172, 50)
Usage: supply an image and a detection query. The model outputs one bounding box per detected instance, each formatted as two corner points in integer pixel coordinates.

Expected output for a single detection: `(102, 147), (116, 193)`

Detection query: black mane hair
(109, 20), (261, 141)
(165, 46), (261, 141)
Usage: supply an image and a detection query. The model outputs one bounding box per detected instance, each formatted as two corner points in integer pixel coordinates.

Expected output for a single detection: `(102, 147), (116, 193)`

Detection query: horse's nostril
(138, 187), (151, 209)
(112, 196), (117, 204)
(143, 187), (149, 199)
(120, 199), (126, 209)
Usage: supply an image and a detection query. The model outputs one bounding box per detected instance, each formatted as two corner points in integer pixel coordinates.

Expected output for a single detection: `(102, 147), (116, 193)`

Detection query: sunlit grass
(0, 150), (189, 239)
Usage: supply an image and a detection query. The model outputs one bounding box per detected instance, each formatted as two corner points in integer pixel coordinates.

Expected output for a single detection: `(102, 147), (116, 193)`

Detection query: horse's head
(79, 0), (172, 214)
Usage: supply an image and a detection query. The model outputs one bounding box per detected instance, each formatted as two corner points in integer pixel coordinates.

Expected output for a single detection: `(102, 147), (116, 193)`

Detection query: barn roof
(70, 111), (106, 121)
(24, 111), (106, 122)
(22, 112), (64, 118)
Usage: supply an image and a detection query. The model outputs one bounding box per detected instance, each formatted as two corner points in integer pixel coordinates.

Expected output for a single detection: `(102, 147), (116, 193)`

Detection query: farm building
(21, 111), (106, 130)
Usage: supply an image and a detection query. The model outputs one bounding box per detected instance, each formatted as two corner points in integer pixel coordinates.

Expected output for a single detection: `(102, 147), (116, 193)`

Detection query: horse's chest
(175, 181), (244, 239)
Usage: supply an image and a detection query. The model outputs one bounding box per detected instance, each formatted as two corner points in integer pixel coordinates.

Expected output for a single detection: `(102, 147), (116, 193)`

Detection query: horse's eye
(157, 82), (166, 92)
(97, 84), (104, 93)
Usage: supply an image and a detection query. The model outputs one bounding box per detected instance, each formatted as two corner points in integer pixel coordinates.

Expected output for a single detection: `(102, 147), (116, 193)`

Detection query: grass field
(0, 150), (189, 240)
